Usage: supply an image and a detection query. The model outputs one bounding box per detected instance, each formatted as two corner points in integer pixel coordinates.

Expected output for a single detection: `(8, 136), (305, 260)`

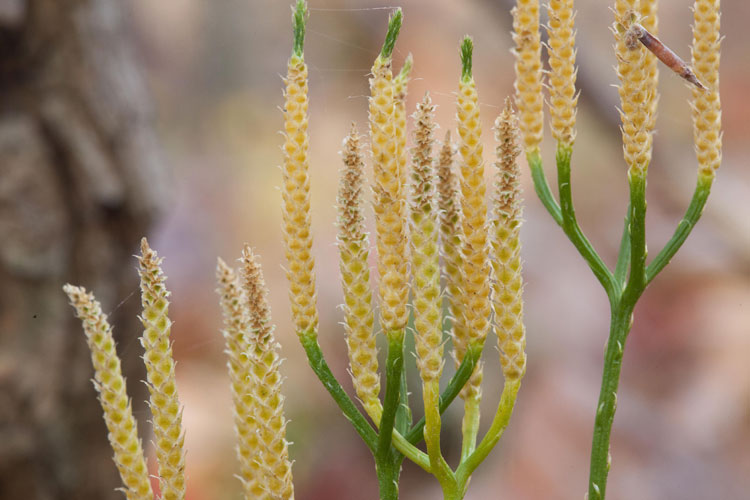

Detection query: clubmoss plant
(518, 0), (722, 498)
(65, 0), (721, 499)
(280, 5), (525, 500)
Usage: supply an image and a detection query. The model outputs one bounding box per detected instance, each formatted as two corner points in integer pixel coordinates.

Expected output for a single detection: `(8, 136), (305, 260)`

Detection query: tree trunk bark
(0, 0), (167, 498)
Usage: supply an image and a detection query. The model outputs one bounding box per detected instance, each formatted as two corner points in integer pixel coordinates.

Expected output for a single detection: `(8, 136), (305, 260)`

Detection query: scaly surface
(640, 0), (660, 132)
(546, 0), (578, 145)
(691, 0), (722, 178)
(512, 0), (544, 152)
(369, 51), (409, 335)
(216, 260), (265, 498)
(410, 93), (443, 385)
(282, 50), (319, 334)
(337, 124), (382, 423)
(455, 40), (490, 401)
(241, 247), (295, 500)
(492, 100), (526, 380)
(394, 55), (413, 204)
(436, 132), (469, 364)
(614, 0), (653, 173)
(138, 238), (185, 500)
(63, 285), (153, 500)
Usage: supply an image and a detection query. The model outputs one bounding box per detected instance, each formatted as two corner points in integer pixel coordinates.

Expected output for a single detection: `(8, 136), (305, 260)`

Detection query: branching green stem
(456, 379), (521, 494)
(405, 343), (481, 443)
(530, 143), (715, 500)
(528, 149), (563, 225)
(555, 143), (617, 298)
(299, 332), (377, 451)
(646, 173), (713, 285)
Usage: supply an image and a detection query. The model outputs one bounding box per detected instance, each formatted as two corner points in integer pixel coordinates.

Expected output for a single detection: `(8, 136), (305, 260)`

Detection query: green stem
(624, 171), (647, 296)
(587, 303), (634, 500)
(646, 173), (713, 285)
(375, 333), (405, 500)
(528, 149), (563, 225)
(395, 362), (411, 435)
(460, 395), (481, 461)
(456, 378), (521, 492)
(391, 429), (431, 472)
(405, 344), (481, 444)
(423, 381), (456, 494)
(375, 455), (401, 500)
(299, 332), (377, 452)
(613, 206), (631, 288)
(556, 144), (617, 297)
(377, 333), (405, 461)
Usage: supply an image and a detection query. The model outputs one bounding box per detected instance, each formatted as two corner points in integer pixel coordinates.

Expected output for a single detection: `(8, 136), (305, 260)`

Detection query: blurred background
(1, 0), (748, 499)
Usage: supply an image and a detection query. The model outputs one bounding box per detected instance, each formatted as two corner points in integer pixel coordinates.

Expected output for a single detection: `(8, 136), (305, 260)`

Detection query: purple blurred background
(124, 1), (749, 498)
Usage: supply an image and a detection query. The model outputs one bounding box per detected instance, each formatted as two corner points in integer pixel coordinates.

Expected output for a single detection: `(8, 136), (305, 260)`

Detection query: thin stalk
(646, 173), (713, 285)
(624, 171), (647, 296)
(424, 381), (456, 494)
(528, 149), (563, 225)
(395, 364), (411, 435)
(586, 303), (634, 500)
(377, 334), (405, 460)
(375, 455), (401, 500)
(391, 430), (431, 473)
(556, 144), (617, 298)
(460, 396), (481, 461)
(456, 378), (521, 491)
(299, 332), (377, 452)
(613, 207), (632, 288)
(375, 333), (405, 500)
(406, 343), (481, 443)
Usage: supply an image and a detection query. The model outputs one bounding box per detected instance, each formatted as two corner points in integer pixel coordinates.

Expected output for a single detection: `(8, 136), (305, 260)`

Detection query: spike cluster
(691, 0), (722, 177)
(137, 238), (186, 500)
(492, 101), (526, 380)
(369, 11), (410, 335)
(63, 285), (154, 500)
(240, 247), (295, 500)
(512, 0), (545, 152)
(410, 93), (443, 384)
(216, 260), (266, 498)
(545, 0), (578, 145)
(455, 38), (491, 399)
(614, 1), (653, 173)
(281, 30), (319, 335)
(337, 125), (382, 423)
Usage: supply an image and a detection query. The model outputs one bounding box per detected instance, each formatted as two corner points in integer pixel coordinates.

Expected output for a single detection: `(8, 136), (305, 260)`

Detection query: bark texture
(0, 0), (166, 498)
